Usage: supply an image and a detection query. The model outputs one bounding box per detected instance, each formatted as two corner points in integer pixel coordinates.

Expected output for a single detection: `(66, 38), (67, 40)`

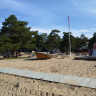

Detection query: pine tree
(0, 15), (33, 57)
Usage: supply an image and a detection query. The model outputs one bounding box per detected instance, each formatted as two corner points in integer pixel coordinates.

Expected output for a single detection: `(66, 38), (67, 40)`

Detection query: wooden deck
(0, 68), (96, 89)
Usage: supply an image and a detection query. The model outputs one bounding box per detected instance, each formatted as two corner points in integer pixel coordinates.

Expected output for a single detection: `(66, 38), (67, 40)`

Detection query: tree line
(0, 15), (96, 57)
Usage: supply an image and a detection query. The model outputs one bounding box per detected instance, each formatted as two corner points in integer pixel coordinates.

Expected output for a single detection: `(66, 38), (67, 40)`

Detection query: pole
(68, 16), (71, 56)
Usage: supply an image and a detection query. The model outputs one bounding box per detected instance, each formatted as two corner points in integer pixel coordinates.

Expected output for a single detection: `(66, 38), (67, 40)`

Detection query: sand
(0, 56), (96, 78)
(0, 56), (96, 96)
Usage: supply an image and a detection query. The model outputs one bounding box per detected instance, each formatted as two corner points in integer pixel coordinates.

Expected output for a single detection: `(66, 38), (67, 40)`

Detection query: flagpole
(68, 16), (71, 56)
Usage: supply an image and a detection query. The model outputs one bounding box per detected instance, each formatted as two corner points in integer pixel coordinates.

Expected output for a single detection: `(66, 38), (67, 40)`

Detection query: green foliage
(60, 32), (69, 51)
(46, 29), (61, 51)
(0, 15), (34, 57)
(80, 34), (88, 46)
(88, 32), (96, 48)
(40, 33), (47, 42)
(75, 37), (82, 50)
(60, 33), (89, 52)
(0, 14), (93, 57)
(75, 34), (88, 51)
(36, 35), (44, 51)
(60, 32), (75, 52)
(0, 36), (12, 53)
(27, 31), (37, 51)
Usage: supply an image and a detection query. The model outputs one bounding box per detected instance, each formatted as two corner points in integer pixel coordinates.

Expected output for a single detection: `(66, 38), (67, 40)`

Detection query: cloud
(31, 26), (96, 38)
(0, 0), (95, 38)
(0, 0), (23, 9)
(79, 29), (89, 32)
(0, 0), (40, 17)
(0, 23), (2, 28)
(31, 27), (51, 34)
(0, 17), (4, 21)
(0, 0), (58, 20)
(0, 18), (3, 28)
(71, 28), (96, 38)
(31, 25), (68, 35)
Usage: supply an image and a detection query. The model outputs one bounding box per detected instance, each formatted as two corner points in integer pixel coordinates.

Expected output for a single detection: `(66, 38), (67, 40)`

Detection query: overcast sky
(0, 0), (96, 38)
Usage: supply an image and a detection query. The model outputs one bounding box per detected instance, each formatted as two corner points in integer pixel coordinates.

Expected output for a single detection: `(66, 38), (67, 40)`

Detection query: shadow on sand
(0, 58), (3, 60)
(73, 56), (96, 61)
(24, 58), (49, 61)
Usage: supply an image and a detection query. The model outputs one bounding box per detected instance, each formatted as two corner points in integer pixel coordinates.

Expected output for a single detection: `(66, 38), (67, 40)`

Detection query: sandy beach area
(0, 56), (96, 96)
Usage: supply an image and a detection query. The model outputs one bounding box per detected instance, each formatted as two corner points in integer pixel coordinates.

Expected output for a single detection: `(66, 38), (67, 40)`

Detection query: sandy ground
(0, 56), (96, 78)
(0, 56), (96, 96)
